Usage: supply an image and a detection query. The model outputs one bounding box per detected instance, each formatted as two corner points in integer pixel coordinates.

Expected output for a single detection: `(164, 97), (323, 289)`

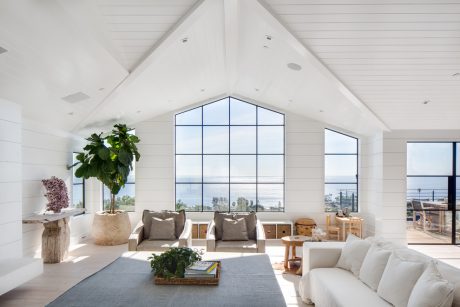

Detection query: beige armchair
(206, 212), (265, 253)
(128, 210), (192, 251)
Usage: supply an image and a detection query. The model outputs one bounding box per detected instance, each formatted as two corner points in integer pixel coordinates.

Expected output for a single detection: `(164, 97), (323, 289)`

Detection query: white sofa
(299, 240), (460, 307)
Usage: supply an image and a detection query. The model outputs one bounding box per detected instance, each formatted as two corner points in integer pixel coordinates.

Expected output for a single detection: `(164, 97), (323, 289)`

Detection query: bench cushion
(215, 240), (257, 252)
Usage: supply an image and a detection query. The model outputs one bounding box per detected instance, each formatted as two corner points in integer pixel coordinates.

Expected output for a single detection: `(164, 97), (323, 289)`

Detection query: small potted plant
(149, 247), (202, 279)
(70, 124), (140, 245)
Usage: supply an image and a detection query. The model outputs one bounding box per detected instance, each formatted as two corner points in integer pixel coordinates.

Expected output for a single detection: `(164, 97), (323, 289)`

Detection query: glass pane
(407, 177), (448, 203)
(457, 144), (460, 175)
(258, 107), (284, 125)
(325, 155), (357, 183)
(230, 126), (256, 154)
(176, 107), (202, 125)
(457, 177), (460, 210)
(230, 98), (256, 125)
(203, 155), (229, 183)
(230, 155), (256, 183)
(176, 126), (201, 154)
(258, 126), (284, 154)
(176, 184), (202, 211)
(176, 155), (201, 183)
(72, 184), (83, 208)
(407, 210), (451, 244)
(258, 155), (283, 183)
(103, 184), (135, 212)
(230, 184), (256, 212)
(257, 184), (283, 212)
(204, 184), (229, 211)
(127, 160), (135, 183)
(324, 184), (357, 212)
(72, 153), (83, 183)
(325, 129), (357, 154)
(203, 98), (229, 125)
(203, 126), (229, 154)
(407, 143), (452, 176)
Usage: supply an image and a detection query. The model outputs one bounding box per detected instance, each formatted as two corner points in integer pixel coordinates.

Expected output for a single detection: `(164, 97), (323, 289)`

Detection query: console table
(23, 208), (85, 263)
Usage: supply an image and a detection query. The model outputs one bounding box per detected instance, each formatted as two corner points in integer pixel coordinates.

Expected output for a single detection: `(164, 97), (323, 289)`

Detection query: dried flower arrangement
(42, 176), (69, 213)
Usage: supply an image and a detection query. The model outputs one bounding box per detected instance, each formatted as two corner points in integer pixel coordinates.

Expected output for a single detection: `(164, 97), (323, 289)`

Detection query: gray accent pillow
(214, 211), (257, 240)
(149, 217), (176, 240)
(142, 210), (185, 239)
(222, 218), (248, 241)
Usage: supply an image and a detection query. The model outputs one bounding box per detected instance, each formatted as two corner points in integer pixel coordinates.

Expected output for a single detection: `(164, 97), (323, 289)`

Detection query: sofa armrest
(179, 219), (192, 247)
(302, 242), (345, 276)
(128, 221), (144, 251)
(256, 219), (266, 253)
(206, 220), (216, 252)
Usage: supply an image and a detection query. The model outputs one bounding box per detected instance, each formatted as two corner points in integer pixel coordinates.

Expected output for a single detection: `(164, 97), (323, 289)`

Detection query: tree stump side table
(281, 235), (312, 275)
(23, 209), (84, 263)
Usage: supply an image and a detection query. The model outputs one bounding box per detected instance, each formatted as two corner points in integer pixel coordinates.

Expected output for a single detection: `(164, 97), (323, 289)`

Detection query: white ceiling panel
(264, 0), (460, 130)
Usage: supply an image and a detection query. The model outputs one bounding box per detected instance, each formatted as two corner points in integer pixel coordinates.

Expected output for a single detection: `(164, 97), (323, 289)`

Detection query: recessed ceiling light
(263, 45), (269, 49)
(265, 35), (272, 41)
(453, 73), (460, 77)
(288, 99), (293, 103)
(182, 37), (188, 43)
(0, 46), (7, 55)
(319, 110), (324, 113)
(98, 87), (105, 91)
(287, 63), (302, 71)
(255, 88), (260, 92)
(68, 112), (74, 116)
(422, 100), (430, 105)
(200, 88), (205, 92)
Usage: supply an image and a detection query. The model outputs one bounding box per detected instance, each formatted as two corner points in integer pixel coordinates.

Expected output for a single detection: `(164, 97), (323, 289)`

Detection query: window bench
(0, 258), (43, 296)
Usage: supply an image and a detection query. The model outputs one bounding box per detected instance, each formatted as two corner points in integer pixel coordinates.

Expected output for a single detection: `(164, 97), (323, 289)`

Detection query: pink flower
(42, 176), (69, 213)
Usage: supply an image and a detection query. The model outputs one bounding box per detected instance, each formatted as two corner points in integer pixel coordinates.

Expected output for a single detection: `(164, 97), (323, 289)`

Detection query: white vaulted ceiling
(1, 0), (460, 134)
(264, 0), (460, 129)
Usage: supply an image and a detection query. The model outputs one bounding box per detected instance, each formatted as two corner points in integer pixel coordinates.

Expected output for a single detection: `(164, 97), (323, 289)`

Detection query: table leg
(342, 222), (346, 241)
(284, 244), (289, 269)
(42, 217), (70, 263)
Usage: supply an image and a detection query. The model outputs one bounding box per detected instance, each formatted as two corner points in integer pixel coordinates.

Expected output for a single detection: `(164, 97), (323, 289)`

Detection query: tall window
(102, 131), (136, 212)
(175, 97), (285, 212)
(324, 129), (358, 212)
(72, 152), (85, 208)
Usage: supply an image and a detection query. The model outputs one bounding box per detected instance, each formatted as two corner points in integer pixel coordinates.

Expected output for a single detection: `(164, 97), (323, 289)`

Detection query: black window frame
(324, 128), (359, 212)
(72, 152), (85, 211)
(175, 96), (285, 212)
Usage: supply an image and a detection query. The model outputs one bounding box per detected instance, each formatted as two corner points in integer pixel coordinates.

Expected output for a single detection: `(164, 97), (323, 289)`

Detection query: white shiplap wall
(21, 121), (92, 257)
(134, 105), (330, 225)
(0, 98), (22, 260)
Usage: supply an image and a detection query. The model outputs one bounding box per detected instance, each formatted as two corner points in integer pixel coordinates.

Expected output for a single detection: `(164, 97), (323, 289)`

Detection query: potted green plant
(149, 247), (202, 279)
(70, 124), (140, 245)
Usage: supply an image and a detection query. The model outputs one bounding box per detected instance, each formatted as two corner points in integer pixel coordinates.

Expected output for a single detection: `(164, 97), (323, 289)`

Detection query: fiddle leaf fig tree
(70, 124), (140, 214)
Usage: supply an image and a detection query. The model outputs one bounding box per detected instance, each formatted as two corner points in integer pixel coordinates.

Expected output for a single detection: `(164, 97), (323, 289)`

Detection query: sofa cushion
(359, 241), (392, 290)
(407, 261), (454, 307)
(222, 218), (248, 241)
(310, 268), (391, 307)
(377, 251), (425, 307)
(214, 211), (257, 240)
(142, 210), (185, 239)
(148, 217), (176, 240)
(215, 240), (257, 252)
(336, 234), (371, 276)
(136, 240), (180, 251)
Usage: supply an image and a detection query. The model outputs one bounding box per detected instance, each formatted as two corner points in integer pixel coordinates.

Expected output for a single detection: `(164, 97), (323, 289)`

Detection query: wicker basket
(295, 218), (316, 236)
(154, 262), (221, 286)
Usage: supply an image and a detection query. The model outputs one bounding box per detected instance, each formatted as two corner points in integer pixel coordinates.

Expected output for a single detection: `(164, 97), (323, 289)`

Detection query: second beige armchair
(206, 212), (265, 253)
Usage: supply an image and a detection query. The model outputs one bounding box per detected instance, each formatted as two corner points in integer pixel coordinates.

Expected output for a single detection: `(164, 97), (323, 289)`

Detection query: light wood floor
(1, 240), (459, 307)
(0, 240), (306, 307)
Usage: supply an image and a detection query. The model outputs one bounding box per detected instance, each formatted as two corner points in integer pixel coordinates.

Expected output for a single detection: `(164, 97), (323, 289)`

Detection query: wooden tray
(154, 262), (220, 286)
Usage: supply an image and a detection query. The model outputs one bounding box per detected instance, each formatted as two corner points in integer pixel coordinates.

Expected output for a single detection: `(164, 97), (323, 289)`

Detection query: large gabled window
(175, 97), (285, 212)
(324, 129), (358, 212)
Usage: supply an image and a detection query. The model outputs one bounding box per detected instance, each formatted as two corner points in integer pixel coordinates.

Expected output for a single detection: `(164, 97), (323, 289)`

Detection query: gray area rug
(46, 254), (287, 307)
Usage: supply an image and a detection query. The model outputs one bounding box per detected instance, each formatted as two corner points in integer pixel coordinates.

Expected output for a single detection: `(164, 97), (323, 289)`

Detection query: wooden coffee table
(281, 235), (311, 274)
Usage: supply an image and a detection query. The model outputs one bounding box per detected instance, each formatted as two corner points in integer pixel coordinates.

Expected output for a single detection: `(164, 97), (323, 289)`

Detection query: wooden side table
(281, 235), (311, 274)
(23, 208), (85, 263)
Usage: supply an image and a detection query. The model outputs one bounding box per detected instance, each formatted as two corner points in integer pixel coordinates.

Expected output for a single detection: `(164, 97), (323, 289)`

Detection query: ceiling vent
(0, 46), (7, 55)
(61, 92), (90, 103)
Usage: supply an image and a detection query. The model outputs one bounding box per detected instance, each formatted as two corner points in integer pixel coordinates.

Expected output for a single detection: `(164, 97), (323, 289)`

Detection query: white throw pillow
(407, 261), (454, 307)
(377, 251), (425, 307)
(359, 242), (392, 290)
(336, 234), (371, 276)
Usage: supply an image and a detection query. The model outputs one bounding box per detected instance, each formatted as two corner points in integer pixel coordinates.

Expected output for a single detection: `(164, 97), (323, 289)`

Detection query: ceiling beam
(72, 0), (208, 132)
(223, 0), (239, 95)
(254, 0), (390, 132)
